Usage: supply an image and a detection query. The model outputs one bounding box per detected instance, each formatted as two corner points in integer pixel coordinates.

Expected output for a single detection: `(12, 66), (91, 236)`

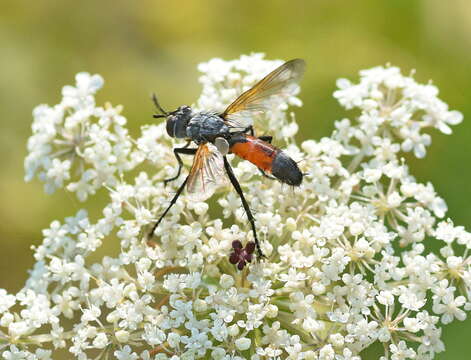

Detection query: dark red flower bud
(232, 240), (243, 249)
(229, 241), (256, 270)
(245, 242), (255, 254)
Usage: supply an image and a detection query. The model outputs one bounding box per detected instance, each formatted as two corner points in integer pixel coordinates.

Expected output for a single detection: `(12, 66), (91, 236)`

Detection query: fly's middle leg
(223, 156), (264, 259)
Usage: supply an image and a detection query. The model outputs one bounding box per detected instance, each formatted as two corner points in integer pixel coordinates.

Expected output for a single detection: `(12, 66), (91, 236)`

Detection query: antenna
(151, 93), (168, 117)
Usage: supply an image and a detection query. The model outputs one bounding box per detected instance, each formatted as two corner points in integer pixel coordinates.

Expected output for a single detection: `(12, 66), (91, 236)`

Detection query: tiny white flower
(219, 274), (235, 289)
(235, 337), (251, 351)
(115, 329), (130, 343)
(92, 332), (109, 348)
(114, 345), (138, 360)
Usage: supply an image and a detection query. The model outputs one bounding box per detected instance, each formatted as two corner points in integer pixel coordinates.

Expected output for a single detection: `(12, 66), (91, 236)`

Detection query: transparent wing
(186, 143), (227, 201)
(222, 59), (305, 128)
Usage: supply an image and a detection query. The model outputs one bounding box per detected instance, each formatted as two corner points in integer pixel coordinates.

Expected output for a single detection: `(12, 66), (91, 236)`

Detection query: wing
(186, 143), (227, 201)
(222, 59), (305, 128)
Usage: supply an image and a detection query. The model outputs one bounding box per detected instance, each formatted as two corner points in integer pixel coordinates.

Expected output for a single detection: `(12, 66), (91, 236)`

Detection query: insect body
(149, 59), (306, 259)
(229, 133), (303, 186)
(166, 106), (231, 144)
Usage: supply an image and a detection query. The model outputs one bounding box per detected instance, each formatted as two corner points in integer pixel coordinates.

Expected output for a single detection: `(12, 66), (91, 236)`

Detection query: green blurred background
(1, 0), (470, 358)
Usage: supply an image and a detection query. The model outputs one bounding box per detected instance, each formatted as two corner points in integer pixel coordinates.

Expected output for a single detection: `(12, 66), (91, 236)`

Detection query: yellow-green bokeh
(1, 1), (470, 358)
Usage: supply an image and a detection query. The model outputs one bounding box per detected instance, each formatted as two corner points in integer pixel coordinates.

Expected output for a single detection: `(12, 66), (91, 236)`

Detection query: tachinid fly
(149, 59), (306, 263)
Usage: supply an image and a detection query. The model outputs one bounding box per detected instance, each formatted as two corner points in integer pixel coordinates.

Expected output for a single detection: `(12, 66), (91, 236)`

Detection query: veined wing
(222, 59), (305, 128)
(186, 143), (227, 201)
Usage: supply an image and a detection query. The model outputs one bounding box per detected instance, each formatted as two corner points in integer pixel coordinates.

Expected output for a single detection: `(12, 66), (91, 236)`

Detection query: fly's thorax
(186, 112), (230, 144)
(166, 105), (193, 138)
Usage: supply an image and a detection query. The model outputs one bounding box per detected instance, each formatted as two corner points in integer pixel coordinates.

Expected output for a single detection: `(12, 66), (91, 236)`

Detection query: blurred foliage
(0, 0), (470, 358)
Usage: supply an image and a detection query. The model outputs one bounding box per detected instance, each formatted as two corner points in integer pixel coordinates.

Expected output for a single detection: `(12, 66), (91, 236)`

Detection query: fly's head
(152, 94), (192, 139)
(165, 106), (192, 139)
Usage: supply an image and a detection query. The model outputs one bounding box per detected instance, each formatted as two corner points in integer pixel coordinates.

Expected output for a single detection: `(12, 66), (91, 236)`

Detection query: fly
(148, 59), (306, 260)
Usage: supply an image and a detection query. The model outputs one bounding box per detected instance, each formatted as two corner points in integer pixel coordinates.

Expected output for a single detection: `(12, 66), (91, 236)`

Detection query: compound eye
(166, 117), (176, 137)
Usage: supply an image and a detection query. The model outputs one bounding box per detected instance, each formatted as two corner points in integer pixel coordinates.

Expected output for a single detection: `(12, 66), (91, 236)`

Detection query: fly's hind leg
(258, 168), (277, 181)
(243, 126), (273, 145)
(164, 143), (197, 185)
(244, 125), (255, 136)
(257, 135), (277, 181)
(258, 135), (273, 143)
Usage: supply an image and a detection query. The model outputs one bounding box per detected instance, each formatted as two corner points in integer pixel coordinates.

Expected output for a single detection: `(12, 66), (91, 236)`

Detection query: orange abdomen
(229, 135), (278, 172)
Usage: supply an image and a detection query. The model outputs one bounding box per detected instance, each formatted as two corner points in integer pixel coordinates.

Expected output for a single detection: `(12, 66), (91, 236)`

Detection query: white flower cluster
(333, 66), (463, 158)
(1, 54), (469, 359)
(24, 73), (137, 200)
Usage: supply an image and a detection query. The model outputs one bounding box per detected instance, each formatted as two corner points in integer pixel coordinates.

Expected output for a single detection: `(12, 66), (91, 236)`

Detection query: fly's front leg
(148, 175), (189, 238)
(164, 143), (197, 185)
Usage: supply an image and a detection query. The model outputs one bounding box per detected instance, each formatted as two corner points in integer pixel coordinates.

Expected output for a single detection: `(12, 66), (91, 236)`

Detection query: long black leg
(223, 156), (264, 258)
(148, 175), (189, 238)
(164, 146), (197, 185)
(258, 135), (273, 143)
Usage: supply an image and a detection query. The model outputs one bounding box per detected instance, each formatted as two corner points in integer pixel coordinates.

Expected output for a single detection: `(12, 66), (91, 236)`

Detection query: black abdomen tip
(271, 152), (303, 186)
